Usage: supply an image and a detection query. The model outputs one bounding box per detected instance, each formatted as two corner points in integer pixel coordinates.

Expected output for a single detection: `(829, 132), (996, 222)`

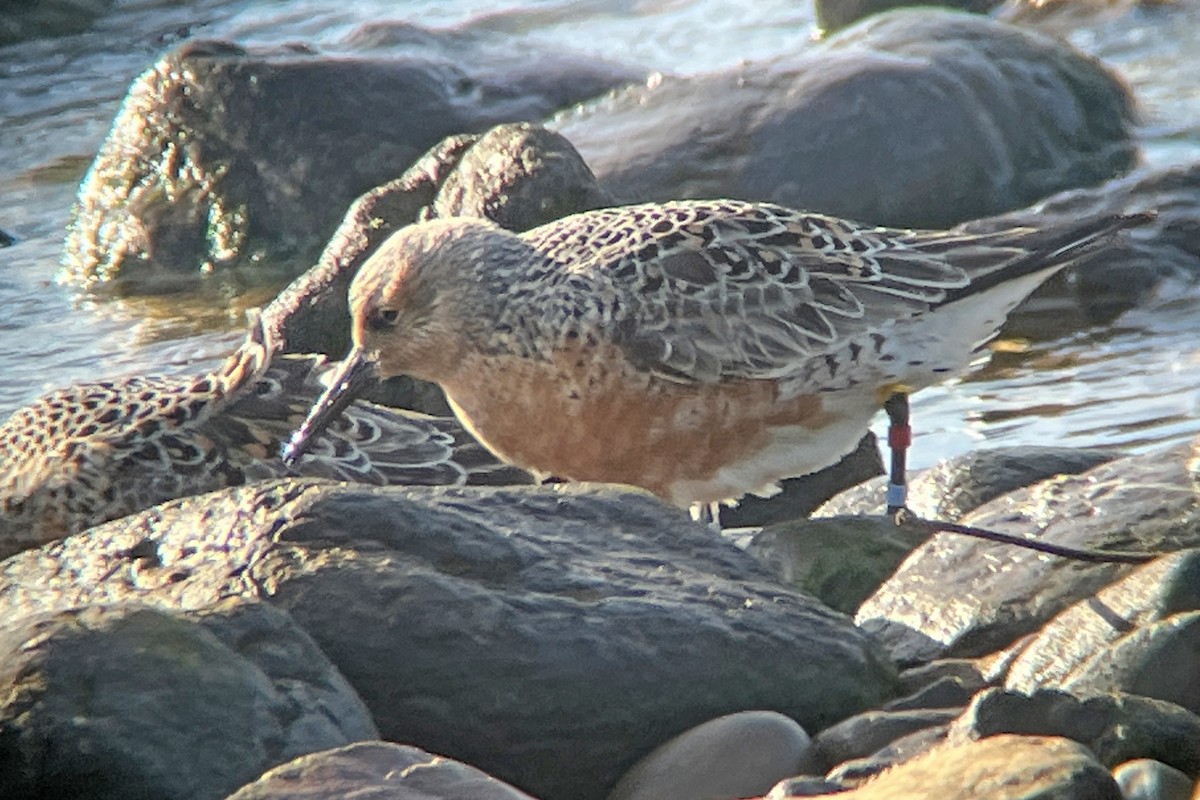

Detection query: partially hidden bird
(0, 314), (531, 557)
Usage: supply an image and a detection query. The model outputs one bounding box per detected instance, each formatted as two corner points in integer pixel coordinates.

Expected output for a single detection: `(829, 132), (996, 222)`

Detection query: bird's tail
(924, 210), (1154, 308)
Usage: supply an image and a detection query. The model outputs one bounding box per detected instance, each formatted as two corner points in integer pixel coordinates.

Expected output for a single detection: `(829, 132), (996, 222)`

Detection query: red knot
(0, 314), (530, 557)
(283, 200), (1147, 518)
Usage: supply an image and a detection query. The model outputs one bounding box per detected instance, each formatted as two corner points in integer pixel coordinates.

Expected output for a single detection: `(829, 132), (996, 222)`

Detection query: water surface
(1, 0), (1198, 470)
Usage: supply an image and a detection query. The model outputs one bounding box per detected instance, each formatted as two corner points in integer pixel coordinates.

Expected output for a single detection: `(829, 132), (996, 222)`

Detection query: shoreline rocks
(61, 38), (638, 287)
(0, 482), (899, 800)
(556, 9), (1136, 229)
(6, 4), (1200, 798)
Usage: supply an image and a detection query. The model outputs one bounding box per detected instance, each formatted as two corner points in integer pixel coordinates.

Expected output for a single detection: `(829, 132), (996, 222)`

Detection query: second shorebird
(284, 200), (1145, 517)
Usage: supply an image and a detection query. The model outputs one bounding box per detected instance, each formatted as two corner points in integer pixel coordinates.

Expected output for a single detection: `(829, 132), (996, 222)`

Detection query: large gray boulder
(62, 39), (637, 286)
(557, 10), (1136, 229)
(856, 440), (1200, 665)
(0, 601), (376, 800)
(0, 481), (897, 800)
(225, 741), (538, 800)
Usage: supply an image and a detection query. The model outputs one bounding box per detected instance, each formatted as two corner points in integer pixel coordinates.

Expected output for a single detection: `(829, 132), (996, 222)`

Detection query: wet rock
(1060, 612), (1200, 716)
(810, 661), (989, 778)
(1004, 550), (1200, 715)
(792, 735), (1122, 799)
(949, 688), (1200, 777)
(824, 723), (950, 783)
(608, 711), (816, 800)
(0, 601), (376, 800)
(742, 515), (929, 615)
(0, 0), (113, 46)
(557, 9), (1135, 229)
(767, 775), (845, 796)
(743, 446), (1118, 615)
(1111, 759), (1194, 800)
(225, 741), (538, 800)
(815, 446), (1119, 520)
(62, 40), (635, 286)
(424, 123), (614, 231)
(814, 0), (997, 34)
(896, 659), (987, 697)
(814, 707), (960, 769)
(883, 673), (982, 712)
(0, 227), (15, 247)
(856, 439), (1200, 665)
(0, 481), (898, 800)
(262, 122), (613, 362)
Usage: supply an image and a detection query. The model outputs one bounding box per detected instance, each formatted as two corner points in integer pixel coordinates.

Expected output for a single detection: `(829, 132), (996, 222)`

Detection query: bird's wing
(525, 200), (1026, 384)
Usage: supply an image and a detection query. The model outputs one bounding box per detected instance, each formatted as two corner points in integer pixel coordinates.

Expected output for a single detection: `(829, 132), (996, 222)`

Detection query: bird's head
(282, 217), (520, 464)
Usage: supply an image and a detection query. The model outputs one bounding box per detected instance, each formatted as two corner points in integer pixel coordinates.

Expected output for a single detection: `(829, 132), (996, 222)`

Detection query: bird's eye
(369, 309), (400, 331)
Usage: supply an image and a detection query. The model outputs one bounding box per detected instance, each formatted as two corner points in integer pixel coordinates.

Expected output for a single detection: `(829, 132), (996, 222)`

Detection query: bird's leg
(880, 391), (1156, 563)
(883, 392), (911, 517)
(690, 501), (721, 529)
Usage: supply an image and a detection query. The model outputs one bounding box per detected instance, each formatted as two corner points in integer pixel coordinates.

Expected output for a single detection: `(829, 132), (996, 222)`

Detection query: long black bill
(281, 347), (377, 465)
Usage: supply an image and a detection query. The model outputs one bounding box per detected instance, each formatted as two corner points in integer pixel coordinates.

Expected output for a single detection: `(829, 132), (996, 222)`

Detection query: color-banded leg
(884, 393), (911, 516)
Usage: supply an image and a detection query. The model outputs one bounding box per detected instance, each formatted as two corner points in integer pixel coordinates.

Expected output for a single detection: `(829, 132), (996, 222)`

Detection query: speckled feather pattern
(463, 200), (1052, 384)
(0, 317), (529, 555)
(329, 199), (1143, 508)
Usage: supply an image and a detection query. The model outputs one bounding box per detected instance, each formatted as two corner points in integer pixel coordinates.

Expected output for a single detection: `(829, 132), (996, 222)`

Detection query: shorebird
(0, 315), (531, 557)
(283, 200), (1145, 520)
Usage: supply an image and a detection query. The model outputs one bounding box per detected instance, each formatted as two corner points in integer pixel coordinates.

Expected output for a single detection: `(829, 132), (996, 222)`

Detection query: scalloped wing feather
(525, 200), (997, 383)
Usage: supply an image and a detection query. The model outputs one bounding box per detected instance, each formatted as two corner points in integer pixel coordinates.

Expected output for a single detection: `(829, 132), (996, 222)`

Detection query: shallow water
(1, 0), (1198, 470)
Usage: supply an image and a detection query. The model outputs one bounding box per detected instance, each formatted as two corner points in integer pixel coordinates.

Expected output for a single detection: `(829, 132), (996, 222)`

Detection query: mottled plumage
(285, 199), (1146, 511)
(0, 317), (531, 557)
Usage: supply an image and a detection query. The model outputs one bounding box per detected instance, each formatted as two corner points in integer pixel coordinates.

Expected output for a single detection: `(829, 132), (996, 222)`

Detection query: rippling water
(1, 0), (1198, 470)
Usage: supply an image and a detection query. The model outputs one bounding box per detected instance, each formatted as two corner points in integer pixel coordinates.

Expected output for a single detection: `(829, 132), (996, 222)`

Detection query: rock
(0, 0), (113, 46)
(423, 123), (615, 233)
(62, 39), (636, 286)
(896, 659), (987, 697)
(0, 601), (376, 800)
(0, 481), (898, 800)
(557, 10), (1135, 229)
(719, 432), (883, 528)
(1061, 612), (1200, 717)
(815, 446), (1119, 520)
(608, 711), (816, 800)
(743, 446), (1120, 616)
(0, 227), (15, 247)
(856, 439), (1200, 665)
(813, 0), (996, 33)
(262, 122), (613, 362)
(1111, 759), (1194, 800)
(743, 515), (929, 615)
(766, 775), (845, 797)
(818, 659), (986, 780)
(793, 734), (1122, 799)
(824, 724), (950, 784)
(814, 708), (960, 769)
(883, 674), (982, 712)
(225, 741), (538, 800)
(950, 688), (1200, 777)
(1004, 550), (1200, 716)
